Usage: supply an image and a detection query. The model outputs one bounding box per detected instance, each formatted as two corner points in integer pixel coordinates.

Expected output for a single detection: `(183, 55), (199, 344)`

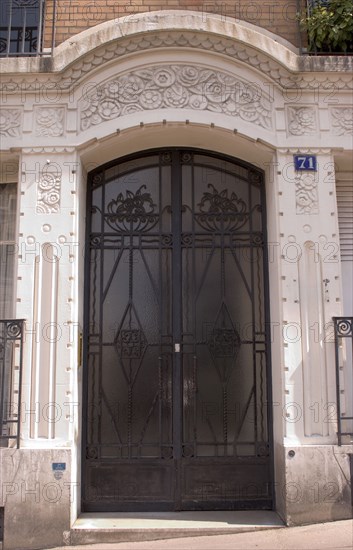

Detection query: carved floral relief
(35, 107), (65, 136)
(0, 109), (22, 137)
(80, 65), (273, 131)
(331, 107), (353, 135)
(295, 173), (319, 214)
(287, 106), (317, 136)
(36, 172), (61, 214)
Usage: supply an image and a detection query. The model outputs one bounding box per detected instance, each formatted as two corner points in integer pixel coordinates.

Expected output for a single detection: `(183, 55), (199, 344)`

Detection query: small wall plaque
(294, 155), (317, 171)
(52, 463), (66, 471)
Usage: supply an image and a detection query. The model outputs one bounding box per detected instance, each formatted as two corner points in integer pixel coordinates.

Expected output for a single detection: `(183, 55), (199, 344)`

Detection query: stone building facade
(0, 5), (352, 549)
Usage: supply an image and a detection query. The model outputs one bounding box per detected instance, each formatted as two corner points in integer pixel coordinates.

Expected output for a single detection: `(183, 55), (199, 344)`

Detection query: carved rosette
(331, 108), (353, 135)
(35, 107), (65, 136)
(0, 109), (22, 137)
(80, 65), (273, 130)
(295, 173), (318, 215)
(287, 106), (317, 136)
(36, 172), (61, 214)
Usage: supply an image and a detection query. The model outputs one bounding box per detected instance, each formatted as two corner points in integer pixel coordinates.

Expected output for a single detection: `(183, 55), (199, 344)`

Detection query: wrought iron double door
(83, 149), (272, 511)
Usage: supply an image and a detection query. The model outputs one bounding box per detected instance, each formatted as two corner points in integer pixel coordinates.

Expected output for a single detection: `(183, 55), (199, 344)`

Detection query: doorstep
(70, 511), (284, 545)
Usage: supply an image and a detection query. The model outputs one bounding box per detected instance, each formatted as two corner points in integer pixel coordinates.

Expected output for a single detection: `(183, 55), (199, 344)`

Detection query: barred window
(0, 0), (43, 56)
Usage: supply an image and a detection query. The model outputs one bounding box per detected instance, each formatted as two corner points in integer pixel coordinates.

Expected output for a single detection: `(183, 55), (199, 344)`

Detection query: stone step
(70, 511), (283, 545)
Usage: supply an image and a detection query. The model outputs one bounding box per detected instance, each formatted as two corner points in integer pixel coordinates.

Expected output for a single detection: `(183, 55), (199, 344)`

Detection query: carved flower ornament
(332, 108), (353, 135)
(0, 109), (21, 137)
(80, 65), (273, 131)
(36, 108), (64, 136)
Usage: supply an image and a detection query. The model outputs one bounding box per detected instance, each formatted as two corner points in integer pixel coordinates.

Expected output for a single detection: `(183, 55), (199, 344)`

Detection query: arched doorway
(82, 148), (273, 511)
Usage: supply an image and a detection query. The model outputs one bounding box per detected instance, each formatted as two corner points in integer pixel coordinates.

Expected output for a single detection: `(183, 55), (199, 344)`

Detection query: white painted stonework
(0, 11), (352, 549)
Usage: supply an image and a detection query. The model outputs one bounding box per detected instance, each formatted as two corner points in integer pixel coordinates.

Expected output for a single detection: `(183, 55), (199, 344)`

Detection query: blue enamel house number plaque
(52, 463), (66, 471)
(294, 154), (317, 171)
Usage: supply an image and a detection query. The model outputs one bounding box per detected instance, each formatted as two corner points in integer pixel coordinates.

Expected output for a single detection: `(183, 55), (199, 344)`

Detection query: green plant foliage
(299, 0), (353, 53)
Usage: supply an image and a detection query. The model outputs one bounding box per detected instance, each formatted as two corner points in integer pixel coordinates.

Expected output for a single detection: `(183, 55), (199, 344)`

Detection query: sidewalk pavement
(50, 519), (353, 550)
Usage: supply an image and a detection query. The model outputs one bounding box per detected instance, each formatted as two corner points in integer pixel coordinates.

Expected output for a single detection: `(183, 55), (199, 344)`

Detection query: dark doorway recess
(82, 149), (273, 512)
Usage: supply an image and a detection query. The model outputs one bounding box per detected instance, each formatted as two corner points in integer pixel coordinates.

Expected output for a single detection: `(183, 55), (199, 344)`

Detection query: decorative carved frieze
(22, 146), (76, 153)
(331, 107), (353, 135)
(278, 148), (331, 154)
(0, 108), (21, 137)
(287, 106), (317, 136)
(295, 173), (319, 215)
(80, 65), (273, 131)
(34, 107), (65, 136)
(36, 172), (61, 214)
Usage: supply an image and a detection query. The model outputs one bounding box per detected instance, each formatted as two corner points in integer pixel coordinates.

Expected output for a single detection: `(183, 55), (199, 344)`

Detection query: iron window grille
(0, 0), (57, 56)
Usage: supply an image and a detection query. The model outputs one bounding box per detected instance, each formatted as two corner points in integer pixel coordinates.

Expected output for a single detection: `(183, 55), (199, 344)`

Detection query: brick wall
(44, 0), (303, 49)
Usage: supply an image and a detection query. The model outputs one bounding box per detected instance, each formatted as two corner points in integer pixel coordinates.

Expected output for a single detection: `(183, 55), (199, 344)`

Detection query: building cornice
(0, 12), (352, 93)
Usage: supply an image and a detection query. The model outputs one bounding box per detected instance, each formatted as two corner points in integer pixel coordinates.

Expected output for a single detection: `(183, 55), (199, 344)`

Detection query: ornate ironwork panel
(83, 149), (272, 511)
(333, 317), (353, 446)
(0, 319), (24, 448)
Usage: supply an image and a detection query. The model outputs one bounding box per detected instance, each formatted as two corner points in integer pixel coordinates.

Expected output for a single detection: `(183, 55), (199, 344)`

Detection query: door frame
(81, 147), (275, 511)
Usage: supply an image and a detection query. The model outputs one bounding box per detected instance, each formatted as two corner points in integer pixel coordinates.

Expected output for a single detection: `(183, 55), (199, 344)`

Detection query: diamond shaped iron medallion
(209, 328), (239, 358)
(114, 304), (147, 360)
(208, 303), (241, 360)
(117, 329), (146, 358)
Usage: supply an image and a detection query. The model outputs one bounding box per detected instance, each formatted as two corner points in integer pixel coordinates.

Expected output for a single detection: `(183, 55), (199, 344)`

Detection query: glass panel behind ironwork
(181, 158), (268, 459)
(87, 159), (173, 461)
